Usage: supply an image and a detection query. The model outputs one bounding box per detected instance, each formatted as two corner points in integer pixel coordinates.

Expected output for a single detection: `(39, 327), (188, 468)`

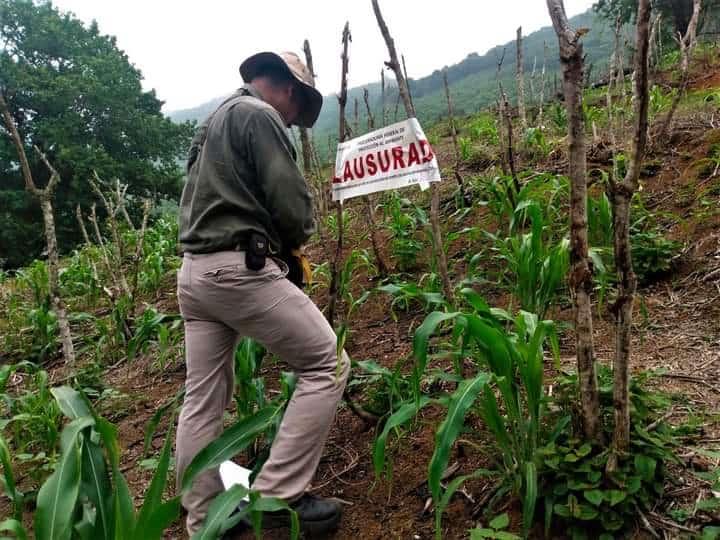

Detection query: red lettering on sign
(332, 175), (342, 184)
(343, 161), (354, 182)
(353, 157), (365, 179)
(366, 153), (378, 176)
(407, 142), (421, 166)
(378, 149), (391, 173)
(419, 139), (435, 163)
(391, 146), (405, 169)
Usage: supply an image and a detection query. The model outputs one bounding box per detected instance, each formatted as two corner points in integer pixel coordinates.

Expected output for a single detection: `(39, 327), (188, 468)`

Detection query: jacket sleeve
(243, 108), (316, 249)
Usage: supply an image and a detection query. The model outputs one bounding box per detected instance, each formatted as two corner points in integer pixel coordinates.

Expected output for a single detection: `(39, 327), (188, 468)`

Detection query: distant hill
(169, 9), (619, 159)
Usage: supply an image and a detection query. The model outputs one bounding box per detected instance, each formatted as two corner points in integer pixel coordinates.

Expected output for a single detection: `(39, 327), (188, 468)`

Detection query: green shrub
(542, 368), (681, 539)
(631, 231), (681, 284)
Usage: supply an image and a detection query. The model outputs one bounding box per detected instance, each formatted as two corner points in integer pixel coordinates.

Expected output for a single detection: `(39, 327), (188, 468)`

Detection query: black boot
(224, 493), (342, 537)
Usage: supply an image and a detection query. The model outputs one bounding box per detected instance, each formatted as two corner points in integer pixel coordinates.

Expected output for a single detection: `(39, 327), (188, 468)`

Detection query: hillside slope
(169, 9), (618, 156)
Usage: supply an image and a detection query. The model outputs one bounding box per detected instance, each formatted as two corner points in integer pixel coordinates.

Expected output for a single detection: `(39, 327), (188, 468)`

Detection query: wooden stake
(361, 88), (389, 277)
(516, 26), (528, 130)
(443, 68), (467, 202)
(381, 69), (387, 127)
(539, 41), (548, 125)
(547, 0), (602, 442)
(401, 54), (416, 113)
(372, 0), (453, 304)
(495, 49), (509, 175)
(609, 0), (652, 460)
(299, 39), (325, 237)
(658, 0), (701, 140)
(0, 91), (76, 365)
(327, 22), (351, 329)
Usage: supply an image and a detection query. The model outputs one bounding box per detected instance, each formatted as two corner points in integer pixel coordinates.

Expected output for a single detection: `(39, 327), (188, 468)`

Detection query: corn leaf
(35, 417), (91, 540)
(182, 405), (281, 492)
(192, 484), (249, 540)
(143, 389), (184, 457)
(51, 386), (91, 420)
(79, 439), (113, 539)
(0, 433), (22, 520)
(136, 421), (177, 534)
(412, 312), (460, 401)
(522, 461), (538, 536)
(373, 397), (433, 478)
(136, 498), (181, 540)
(429, 372), (490, 503)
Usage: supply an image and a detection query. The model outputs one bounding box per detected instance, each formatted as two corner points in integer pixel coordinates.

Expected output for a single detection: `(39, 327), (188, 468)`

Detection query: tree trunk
(658, 0), (701, 140)
(401, 54), (416, 114)
(353, 97), (360, 136)
(327, 21), (351, 329)
(381, 69), (387, 127)
(40, 195), (75, 364)
(539, 41), (548, 125)
(500, 88), (520, 199)
(0, 91), (75, 364)
(300, 39), (323, 237)
(516, 26), (528, 130)
(609, 0), (652, 458)
(372, 0), (453, 303)
(547, 0), (602, 442)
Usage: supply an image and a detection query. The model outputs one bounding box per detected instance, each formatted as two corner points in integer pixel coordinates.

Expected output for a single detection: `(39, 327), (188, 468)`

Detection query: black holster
(245, 232), (268, 271)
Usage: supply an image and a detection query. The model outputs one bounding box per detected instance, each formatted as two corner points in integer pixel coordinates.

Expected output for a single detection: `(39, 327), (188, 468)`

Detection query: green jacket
(178, 85), (315, 254)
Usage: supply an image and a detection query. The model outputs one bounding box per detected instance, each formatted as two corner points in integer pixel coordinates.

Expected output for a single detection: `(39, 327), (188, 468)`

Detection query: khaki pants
(175, 251), (349, 534)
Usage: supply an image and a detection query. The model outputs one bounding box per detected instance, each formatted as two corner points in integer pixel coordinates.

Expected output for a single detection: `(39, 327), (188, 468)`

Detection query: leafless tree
(516, 26), (528, 130)
(658, 0), (701, 139)
(443, 68), (467, 200)
(546, 0), (602, 442)
(0, 90), (76, 364)
(327, 22), (351, 329)
(609, 0), (652, 460)
(371, 0), (453, 303)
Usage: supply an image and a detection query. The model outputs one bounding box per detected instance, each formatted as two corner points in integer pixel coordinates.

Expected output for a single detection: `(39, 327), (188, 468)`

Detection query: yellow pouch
(290, 248), (313, 285)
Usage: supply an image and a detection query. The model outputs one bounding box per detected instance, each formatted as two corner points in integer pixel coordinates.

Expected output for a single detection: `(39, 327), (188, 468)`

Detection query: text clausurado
(332, 139), (436, 184)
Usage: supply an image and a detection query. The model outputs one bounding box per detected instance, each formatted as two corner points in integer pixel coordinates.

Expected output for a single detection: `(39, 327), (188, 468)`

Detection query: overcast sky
(51, 0), (596, 112)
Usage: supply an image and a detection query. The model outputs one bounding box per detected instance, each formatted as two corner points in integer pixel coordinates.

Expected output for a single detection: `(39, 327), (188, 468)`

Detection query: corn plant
(587, 190), (614, 248)
(649, 85), (674, 117)
(549, 102), (568, 131)
(381, 193), (425, 271)
(59, 248), (102, 304)
(479, 174), (567, 237)
(180, 375), (297, 496)
(1, 364), (61, 472)
(349, 359), (413, 417)
(139, 216), (180, 294)
(0, 432), (23, 522)
(486, 202), (569, 318)
(127, 307), (180, 361)
(468, 115), (499, 145)
(234, 338), (267, 421)
(523, 127), (551, 159)
(374, 290), (561, 538)
(8, 385), (181, 540)
(377, 278), (447, 319)
(458, 136), (472, 161)
(15, 260), (50, 308)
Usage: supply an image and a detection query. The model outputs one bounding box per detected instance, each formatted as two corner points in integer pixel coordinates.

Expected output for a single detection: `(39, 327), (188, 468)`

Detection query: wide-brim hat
(240, 51), (323, 128)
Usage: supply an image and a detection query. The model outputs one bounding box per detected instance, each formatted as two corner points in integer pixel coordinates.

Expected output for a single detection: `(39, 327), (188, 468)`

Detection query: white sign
(331, 118), (441, 203)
